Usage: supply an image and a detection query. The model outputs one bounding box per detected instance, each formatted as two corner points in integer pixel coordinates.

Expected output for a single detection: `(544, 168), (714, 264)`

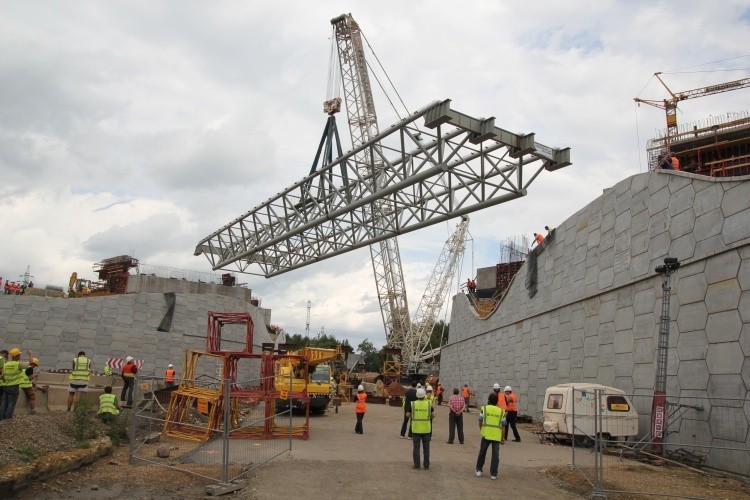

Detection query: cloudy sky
(1, 1), (749, 349)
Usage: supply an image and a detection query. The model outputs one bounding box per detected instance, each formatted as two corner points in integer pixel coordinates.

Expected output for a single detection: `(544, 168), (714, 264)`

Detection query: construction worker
(504, 385), (521, 442)
(671, 154), (681, 171)
(436, 383), (444, 406)
(531, 232), (544, 248)
(97, 386), (120, 422)
(19, 351), (40, 414)
(493, 383), (509, 443)
(406, 387), (433, 469)
(164, 363), (176, 388)
(0, 348), (23, 419)
(103, 362), (112, 377)
(121, 356), (138, 407)
(400, 380), (418, 439)
(0, 349), (8, 406)
(475, 392), (505, 480)
(462, 383), (472, 413)
(425, 385), (435, 407)
(354, 384), (367, 434)
(466, 278), (477, 293)
(67, 350), (91, 411)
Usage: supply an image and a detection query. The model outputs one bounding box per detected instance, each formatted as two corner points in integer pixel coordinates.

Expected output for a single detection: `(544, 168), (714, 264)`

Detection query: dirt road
(20, 401), (581, 499)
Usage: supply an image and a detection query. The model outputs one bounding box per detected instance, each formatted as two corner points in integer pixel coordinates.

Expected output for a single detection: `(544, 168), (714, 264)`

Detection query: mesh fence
(129, 373), (293, 486)
(565, 388), (750, 497)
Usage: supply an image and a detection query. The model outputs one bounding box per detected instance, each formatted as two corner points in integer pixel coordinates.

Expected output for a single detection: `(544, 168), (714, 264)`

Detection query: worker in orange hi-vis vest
(670, 155), (680, 171)
(462, 383), (472, 413)
(531, 232), (544, 248)
(504, 386), (521, 442)
(164, 364), (176, 388)
(354, 385), (367, 434)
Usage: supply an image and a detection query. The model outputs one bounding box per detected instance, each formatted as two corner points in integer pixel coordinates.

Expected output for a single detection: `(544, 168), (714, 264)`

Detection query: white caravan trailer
(542, 383), (638, 441)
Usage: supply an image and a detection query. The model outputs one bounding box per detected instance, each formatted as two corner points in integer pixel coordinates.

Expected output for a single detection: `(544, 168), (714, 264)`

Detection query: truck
(275, 346), (342, 415)
(542, 383), (639, 443)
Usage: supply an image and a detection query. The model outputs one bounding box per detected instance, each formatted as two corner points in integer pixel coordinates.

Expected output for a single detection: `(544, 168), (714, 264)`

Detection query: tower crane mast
(634, 73), (750, 138)
(330, 13), (411, 354)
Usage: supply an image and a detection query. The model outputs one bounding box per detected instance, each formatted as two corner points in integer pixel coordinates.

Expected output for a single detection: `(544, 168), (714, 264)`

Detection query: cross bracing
(194, 99), (571, 277)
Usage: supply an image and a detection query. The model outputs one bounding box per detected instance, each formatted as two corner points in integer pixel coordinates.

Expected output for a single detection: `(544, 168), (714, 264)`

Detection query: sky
(1, 1), (749, 350)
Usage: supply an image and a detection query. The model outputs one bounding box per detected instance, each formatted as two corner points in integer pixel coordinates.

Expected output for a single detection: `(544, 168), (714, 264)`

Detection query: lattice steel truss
(195, 99), (571, 281)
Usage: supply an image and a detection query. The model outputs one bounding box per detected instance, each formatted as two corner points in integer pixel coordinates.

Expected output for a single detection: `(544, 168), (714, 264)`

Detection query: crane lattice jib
(194, 99), (571, 276)
(331, 13), (410, 351)
(405, 217), (470, 362)
(634, 75), (750, 137)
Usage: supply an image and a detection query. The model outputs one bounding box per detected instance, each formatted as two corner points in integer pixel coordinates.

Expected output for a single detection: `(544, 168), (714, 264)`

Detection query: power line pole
(306, 300), (311, 339)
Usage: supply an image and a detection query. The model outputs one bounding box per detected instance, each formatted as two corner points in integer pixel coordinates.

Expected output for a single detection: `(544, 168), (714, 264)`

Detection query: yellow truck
(275, 346), (341, 415)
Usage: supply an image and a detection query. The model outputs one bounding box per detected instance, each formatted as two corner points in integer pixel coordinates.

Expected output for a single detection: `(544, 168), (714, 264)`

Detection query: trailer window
(547, 394), (563, 409)
(607, 395), (630, 412)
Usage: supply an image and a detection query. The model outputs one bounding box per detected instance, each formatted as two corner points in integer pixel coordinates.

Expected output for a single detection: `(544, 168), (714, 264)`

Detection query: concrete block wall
(440, 170), (750, 474)
(0, 291), (273, 381)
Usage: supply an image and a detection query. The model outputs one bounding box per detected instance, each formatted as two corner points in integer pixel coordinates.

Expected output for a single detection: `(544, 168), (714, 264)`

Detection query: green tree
(357, 339), (383, 372)
(428, 320), (450, 349)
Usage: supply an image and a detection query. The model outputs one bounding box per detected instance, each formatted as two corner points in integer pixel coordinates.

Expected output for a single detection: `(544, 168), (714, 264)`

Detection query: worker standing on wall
(531, 233), (544, 248)
(164, 363), (176, 388)
(0, 348), (24, 419)
(354, 384), (367, 434)
(121, 356), (138, 407)
(504, 386), (521, 442)
(67, 350), (91, 411)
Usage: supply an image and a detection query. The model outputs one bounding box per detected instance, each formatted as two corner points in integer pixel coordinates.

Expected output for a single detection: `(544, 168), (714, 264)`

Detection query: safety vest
(122, 362), (137, 378)
(98, 393), (120, 415)
(0, 358), (5, 387)
(410, 400), (432, 434)
(2, 360), (23, 386)
(19, 367), (34, 389)
(481, 405), (504, 441)
(496, 391), (508, 411)
(165, 368), (175, 383)
(462, 386), (470, 398)
(355, 392), (367, 413)
(426, 394), (435, 408)
(671, 156), (680, 171)
(104, 365), (112, 376)
(70, 356), (91, 381)
(506, 392), (518, 412)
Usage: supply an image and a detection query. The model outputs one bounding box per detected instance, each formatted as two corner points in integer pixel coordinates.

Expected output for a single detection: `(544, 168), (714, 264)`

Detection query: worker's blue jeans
(0, 385), (20, 420)
(412, 433), (431, 468)
(475, 437), (500, 477)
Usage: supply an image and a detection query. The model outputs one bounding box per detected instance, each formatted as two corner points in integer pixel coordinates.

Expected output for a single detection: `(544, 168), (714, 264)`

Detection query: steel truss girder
(194, 99), (571, 277)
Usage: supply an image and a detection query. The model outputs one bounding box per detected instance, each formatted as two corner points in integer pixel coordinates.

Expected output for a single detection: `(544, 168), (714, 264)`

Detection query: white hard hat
(416, 388), (426, 399)
(125, 356), (134, 362)
(504, 385), (512, 392)
(357, 385), (364, 392)
(426, 385), (433, 392)
(417, 383), (422, 388)
(168, 364), (174, 368)
(493, 383), (501, 390)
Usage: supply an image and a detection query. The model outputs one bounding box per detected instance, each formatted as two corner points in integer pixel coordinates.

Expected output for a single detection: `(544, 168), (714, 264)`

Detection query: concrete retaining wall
(0, 291), (273, 378)
(440, 170), (750, 474)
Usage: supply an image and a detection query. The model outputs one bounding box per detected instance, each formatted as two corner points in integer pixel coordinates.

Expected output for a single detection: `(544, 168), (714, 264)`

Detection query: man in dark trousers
(400, 380), (418, 438)
(504, 385), (521, 442)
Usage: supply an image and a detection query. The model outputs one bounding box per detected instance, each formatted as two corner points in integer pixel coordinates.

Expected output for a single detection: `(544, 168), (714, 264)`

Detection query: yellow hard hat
(32, 358), (40, 366)
(9, 348), (21, 357)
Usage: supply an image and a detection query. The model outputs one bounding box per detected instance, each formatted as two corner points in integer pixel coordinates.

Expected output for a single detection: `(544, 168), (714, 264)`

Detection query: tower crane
(330, 13), (412, 358)
(634, 73), (750, 139)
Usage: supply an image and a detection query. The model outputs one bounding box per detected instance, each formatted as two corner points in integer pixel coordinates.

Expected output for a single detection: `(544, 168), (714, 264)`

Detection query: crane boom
(331, 13), (411, 353)
(405, 216), (470, 362)
(634, 73), (750, 137)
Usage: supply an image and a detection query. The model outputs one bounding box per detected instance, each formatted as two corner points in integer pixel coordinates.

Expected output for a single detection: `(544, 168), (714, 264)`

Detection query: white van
(542, 383), (638, 441)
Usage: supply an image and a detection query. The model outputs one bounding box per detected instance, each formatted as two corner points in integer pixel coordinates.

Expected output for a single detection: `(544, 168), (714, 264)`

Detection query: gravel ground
(4, 404), (750, 499)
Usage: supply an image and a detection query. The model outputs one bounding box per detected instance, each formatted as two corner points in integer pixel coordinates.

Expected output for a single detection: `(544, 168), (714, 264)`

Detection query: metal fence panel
(568, 389), (750, 498)
(129, 373), (293, 487)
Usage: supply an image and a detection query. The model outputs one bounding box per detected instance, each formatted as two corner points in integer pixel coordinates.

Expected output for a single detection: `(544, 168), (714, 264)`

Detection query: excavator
(67, 272), (92, 298)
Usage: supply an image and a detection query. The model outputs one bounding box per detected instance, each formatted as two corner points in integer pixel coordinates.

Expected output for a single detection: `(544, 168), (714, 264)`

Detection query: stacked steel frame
(163, 312), (312, 441)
